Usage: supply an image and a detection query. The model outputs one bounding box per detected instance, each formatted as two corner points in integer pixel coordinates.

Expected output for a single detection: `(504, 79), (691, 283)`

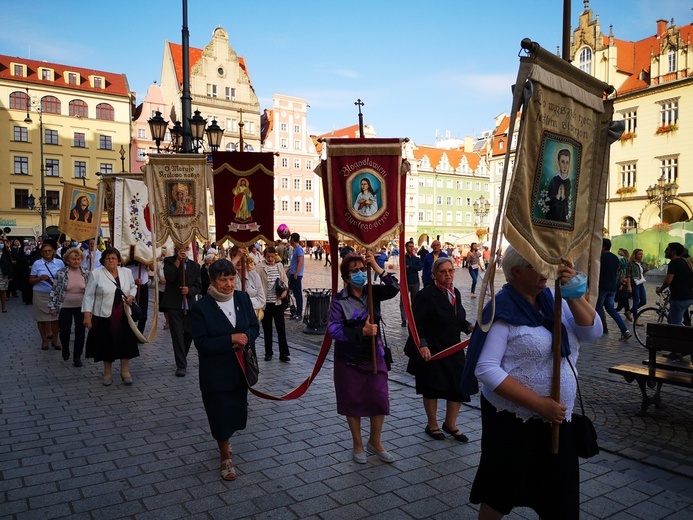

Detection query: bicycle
(632, 290), (669, 347)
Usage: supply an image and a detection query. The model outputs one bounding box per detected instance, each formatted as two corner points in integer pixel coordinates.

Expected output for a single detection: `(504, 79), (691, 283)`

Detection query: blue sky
(1, 0), (691, 144)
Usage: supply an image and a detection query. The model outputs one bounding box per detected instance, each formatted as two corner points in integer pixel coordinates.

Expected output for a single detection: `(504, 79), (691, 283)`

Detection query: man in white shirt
(81, 239), (102, 271)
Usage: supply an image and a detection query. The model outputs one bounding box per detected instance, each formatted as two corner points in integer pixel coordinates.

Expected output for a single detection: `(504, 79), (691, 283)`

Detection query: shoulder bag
(567, 356), (599, 458)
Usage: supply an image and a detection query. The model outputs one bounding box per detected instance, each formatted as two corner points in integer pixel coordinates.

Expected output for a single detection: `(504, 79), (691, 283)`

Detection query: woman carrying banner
(82, 248), (139, 385)
(462, 246), (601, 519)
(256, 246), (291, 362)
(48, 247), (89, 366)
(191, 259), (260, 481)
(406, 257), (473, 442)
(328, 251), (399, 464)
(29, 240), (64, 350)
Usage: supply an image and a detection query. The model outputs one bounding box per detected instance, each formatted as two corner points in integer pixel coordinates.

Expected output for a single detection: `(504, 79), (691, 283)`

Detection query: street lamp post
(473, 194), (490, 224)
(646, 173), (678, 224)
(24, 90), (47, 238)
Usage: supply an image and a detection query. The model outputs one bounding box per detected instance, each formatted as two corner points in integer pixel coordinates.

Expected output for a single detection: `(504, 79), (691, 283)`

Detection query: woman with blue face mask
(327, 250), (400, 464)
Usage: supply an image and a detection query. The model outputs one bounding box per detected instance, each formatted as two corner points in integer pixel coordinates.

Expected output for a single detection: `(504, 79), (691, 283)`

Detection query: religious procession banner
(58, 183), (98, 242)
(320, 138), (406, 248)
(112, 177), (154, 265)
(211, 151), (275, 247)
(144, 154), (209, 249)
(503, 40), (620, 283)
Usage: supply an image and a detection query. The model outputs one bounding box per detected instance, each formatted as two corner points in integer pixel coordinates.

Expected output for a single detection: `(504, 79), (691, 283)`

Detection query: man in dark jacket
(656, 242), (693, 325)
(596, 239), (631, 342)
(400, 240), (423, 327)
(161, 245), (202, 377)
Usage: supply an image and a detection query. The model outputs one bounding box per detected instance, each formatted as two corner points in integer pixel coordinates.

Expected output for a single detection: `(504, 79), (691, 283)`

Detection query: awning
(4, 226), (39, 238)
(304, 234), (329, 242)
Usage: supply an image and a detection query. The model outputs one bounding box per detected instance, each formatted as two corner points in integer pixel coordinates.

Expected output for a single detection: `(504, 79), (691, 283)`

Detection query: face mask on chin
(350, 271), (368, 288)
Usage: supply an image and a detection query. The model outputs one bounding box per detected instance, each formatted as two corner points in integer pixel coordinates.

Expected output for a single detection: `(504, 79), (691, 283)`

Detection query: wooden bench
(609, 323), (693, 416)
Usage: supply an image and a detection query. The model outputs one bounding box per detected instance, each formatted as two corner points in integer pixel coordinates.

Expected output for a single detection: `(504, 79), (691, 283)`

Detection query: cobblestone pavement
(1, 257), (692, 519)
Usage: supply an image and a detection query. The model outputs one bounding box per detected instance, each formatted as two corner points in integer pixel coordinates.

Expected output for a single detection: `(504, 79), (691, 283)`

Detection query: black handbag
(567, 357), (599, 458)
(129, 301), (143, 321)
(235, 343), (259, 387)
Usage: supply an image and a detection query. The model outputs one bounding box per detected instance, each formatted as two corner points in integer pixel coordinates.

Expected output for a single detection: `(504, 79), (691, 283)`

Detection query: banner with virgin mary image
(144, 154), (209, 249)
(320, 138), (406, 247)
(503, 40), (621, 282)
(58, 183), (99, 242)
(211, 151), (275, 247)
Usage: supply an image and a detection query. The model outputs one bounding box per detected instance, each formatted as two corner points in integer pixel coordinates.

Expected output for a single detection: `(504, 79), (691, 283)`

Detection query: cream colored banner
(58, 183), (99, 242)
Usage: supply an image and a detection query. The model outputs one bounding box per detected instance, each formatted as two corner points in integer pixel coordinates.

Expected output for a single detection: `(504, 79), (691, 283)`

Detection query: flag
(211, 151), (275, 247)
(320, 138), (406, 248)
(58, 183), (99, 242)
(112, 177), (154, 264)
(144, 154), (209, 249)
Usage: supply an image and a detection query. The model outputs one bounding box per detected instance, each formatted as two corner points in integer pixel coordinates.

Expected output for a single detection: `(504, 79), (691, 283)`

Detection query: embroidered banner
(211, 151), (275, 247)
(320, 138), (406, 248)
(144, 154), (209, 249)
(58, 183), (99, 242)
(112, 177), (154, 264)
(503, 42), (619, 283)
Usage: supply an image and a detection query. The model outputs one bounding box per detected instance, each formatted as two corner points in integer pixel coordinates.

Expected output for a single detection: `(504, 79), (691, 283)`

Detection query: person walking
(614, 248), (632, 322)
(596, 239), (631, 341)
(626, 249), (648, 325)
(324, 242), (331, 267)
(288, 233), (305, 320)
(466, 242), (483, 298)
(257, 246), (291, 361)
(400, 240), (422, 327)
(29, 240), (64, 350)
(422, 240), (447, 288)
(0, 238), (12, 313)
(656, 242), (693, 325)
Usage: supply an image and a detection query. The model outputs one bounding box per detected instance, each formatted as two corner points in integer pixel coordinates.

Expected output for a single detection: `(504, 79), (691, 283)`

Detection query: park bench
(608, 323), (693, 416)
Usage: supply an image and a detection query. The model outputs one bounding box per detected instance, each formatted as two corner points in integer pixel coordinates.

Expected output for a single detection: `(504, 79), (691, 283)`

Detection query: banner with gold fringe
(58, 183), (99, 242)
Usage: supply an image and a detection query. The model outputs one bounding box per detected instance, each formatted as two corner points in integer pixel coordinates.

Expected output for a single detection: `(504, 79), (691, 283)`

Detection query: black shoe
(279, 356), (290, 362)
(74, 359), (83, 368)
(264, 354), (273, 361)
(425, 426), (445, 440)
(175, 368), (186, 377)
(62, 346), (70, 361)
(442, 423), (469, 442)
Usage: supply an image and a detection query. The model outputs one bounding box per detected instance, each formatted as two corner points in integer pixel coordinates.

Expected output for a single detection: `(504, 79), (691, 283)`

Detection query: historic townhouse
(571, 2), (693, 236)
(0, 54), (132, 238)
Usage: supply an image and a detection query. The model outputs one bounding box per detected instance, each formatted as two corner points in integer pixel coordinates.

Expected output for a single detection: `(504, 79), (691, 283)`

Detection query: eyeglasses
(349, 267), (368, 274)
(437, 269), (455, 275)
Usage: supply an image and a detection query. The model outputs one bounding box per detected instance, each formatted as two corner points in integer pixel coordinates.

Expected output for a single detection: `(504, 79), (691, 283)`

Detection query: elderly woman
(328, 251), (399, 464)
(230, 245), (266, 318)
(256, 246), (291, 361)
(29, 240), (64, 350)
(462, 246), (602, 519)
(82, 248), (139, 386)
(48, 247), (90, 366)
(406, 257), (473, 442)
(191, 259), (260, 481)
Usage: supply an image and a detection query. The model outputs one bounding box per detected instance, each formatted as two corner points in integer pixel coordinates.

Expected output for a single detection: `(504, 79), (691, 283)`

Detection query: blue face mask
(561, 271), (587, 299)
(350, 271), (368, 288)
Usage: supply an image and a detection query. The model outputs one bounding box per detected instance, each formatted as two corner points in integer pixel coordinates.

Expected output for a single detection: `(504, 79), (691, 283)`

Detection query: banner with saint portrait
(58, 183), (99, 242)
(502, 42), (620, 282)
(320, 138), (406, 248)
(211, 151), (275, 247)
(144, 154), (209, 249)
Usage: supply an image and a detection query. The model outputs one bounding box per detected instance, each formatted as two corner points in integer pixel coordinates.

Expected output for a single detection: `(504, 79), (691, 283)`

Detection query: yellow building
(0, 54), (132, 239)
(571, 3), (693, 235)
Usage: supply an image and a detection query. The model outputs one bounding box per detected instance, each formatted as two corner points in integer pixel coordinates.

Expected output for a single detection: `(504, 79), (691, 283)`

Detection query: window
(466, 181), (472, 190)
(137, 129), (146, 138)
(226, 87), (235, 100)
(74, 161), (86, 178)
(659, 156), (678, 183)
(659, 99), (678, 127)
(226, 119), (237, 132)
(13, 64), (25, 77)
(436, 178), (443, 188)
(69, 99), (88, 118)
(100, 163), (113, 175)
(306, 201), (312, 213)
(619, 163), (636, 188)
(281, 138), (288, 149)
(475, 182), (481, 191)
(96, 103), (114, 121)
(294, 200), (301, 212)
(281, 158), (288, 168)
(426, 195), (433, 204)
(456, 197), (462, 206)
(46, 190), (60, 210)
(293, 178), (301, 190)
(306, 160), (313, 170)
(294, 125), (300, 133)
(668, 49), (676, 73)
(579, 47), (592, 74)
(419, 211), (425, 221)
(93, 77), (103, 89)
(41, 69), (52, 81)
(207, 84), (217, 98)
(45, 129), (58, 145)
(74, 133), (86, 148)
(305, 179), (312, 191)
(41, 96), (61, 114)
(46, 159), (59, 177)
(456, 211), (463, 224)
(99, 135), (112, 150)
(499, 140), (504, 151)
(485, 183), (490, 191)
(436, 210), (443, 223)
(436, 196), (442, 205)
(294, 139), (301, 150)
(9, 91), (29, 110)
(447, 180), (453, 189)
(621, 217), (637, 234)
(281, 200), (288, 211)
(466, 197), (472, 206)
(280, 123), (288, 132)
(14, 126), (28, 142)
(621, 109), (637, 134)
(67, 72), (78, 85)
(466, 212), (472, 223)
(426, 211), (432, 221)
(137, 148), (147, 161)
(247, 122), (255, 134)
(14, 156), (29, 175)
(446, 211), (453, 223)
(294, 159), (301, 169)
(281, 177), (289, 189)
(15, 189), (29, 209)
(446, 196), (452, 205)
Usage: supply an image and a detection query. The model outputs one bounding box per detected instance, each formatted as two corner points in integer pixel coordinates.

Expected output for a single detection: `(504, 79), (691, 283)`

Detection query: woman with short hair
(29, 240), (64, 350)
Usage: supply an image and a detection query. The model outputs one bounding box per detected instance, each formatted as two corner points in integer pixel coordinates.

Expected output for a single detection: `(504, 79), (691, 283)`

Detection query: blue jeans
(289, 275), (303, 316)
(596, 290), (628, 333)
(631, 283), (647, 318)
(469, 267), (479, 295)
(668, 299), (693, 325)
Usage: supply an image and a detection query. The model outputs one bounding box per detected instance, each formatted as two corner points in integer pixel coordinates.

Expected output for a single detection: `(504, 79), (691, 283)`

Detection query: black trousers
(262, 302), (290, 358)
(135, 283), (149, 334)
(168, 308), (192, 369)
(58, 307), (85, 361)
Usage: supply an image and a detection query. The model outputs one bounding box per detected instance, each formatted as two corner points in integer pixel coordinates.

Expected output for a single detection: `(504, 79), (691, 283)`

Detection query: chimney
(657, 19), (668, 37)
(464, 135), (474, 152)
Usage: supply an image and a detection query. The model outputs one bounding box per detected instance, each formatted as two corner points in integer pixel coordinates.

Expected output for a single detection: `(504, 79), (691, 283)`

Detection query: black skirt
(469, 395), (579, 520)
(85, 298), (139, 362)
(201, 389), (248, 441)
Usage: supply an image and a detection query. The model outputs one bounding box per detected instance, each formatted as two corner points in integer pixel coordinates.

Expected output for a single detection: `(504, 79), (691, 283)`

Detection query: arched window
(96, 103), (114, 120)
(621, 216), (637, 234)
(579, 47), (592, 74)
(41, 96), (61, 114)
(668, 49), (676, 73)
(69, 99), (88, 118)
(9, 91), (29, 110)
(226, 142), (237, 152)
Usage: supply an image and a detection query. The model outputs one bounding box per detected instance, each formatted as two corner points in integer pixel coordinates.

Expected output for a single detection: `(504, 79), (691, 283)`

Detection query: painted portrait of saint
(349, 173), (383, 220)
(533, 135), (580, 227)
(69, 193), (95, 223)
(232, 178), (254, 222)
(168, 182), (195, 216)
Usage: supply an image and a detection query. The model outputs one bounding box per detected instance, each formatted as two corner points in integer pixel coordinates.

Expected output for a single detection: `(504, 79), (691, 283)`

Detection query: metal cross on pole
(354, 99), (365, 138)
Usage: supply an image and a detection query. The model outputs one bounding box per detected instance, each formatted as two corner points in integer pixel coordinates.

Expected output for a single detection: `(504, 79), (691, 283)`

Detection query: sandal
(442, 423), (469, 443)
(425, 426), (445, 440)
(220, 458), (236, 481)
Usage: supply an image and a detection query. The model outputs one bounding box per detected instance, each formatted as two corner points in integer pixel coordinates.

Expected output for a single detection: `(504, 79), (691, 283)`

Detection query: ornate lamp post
(205, 119), (224, 152)
(473, 194), (491, 224)
(646, 173), (678, 224)
(23, 89), (48, 238)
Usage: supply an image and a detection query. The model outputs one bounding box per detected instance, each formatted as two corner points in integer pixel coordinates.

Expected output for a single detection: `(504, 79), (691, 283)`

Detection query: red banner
(211, 152), (275, 247)
(321, 138), (405, 247)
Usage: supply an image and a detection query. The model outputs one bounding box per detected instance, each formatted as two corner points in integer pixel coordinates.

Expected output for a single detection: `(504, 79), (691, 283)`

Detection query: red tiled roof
(0, 54), (130, 97)
(319, 124), (360, 139)
(168, 42), (249, 88)
(413, 145), (482, 172)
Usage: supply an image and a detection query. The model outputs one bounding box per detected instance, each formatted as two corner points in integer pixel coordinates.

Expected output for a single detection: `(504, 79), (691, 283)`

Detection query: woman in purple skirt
(328, 251), (399, 464)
